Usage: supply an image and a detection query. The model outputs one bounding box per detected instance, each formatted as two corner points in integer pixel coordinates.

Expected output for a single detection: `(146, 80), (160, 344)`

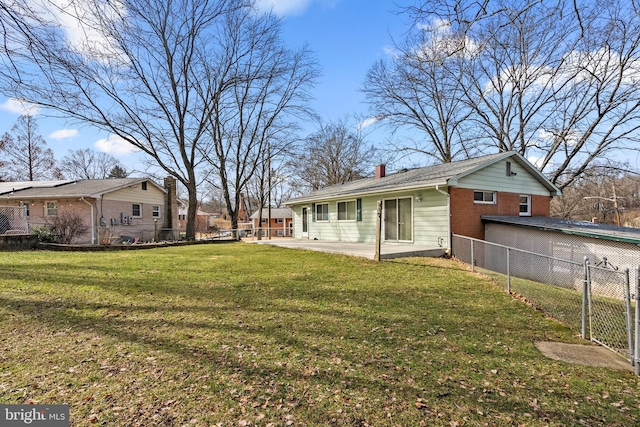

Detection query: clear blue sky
(0, 0), (407, 173)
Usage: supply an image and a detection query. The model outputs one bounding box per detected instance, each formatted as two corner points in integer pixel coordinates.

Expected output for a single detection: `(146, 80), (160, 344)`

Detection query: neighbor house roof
(0, 178), (165, 200)
(482, 215), (640, 245)
(285, 151), (560, 204)
(250, 207), (293, 219)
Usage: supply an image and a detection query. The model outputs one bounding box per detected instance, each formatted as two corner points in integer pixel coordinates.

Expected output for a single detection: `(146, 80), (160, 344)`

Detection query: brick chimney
(375, 164), (386, 179)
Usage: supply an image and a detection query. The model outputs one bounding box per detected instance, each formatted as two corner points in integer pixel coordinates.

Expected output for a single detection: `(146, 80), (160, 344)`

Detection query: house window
(152, 205), (161, 218)
(473, 191), (496, 204)
(45, 201), (58, 216)
(519, 195), (531, 216)
(337, 200), (357, 221)
(261, 218), (268, 223)
(276, 218), (284, 224)
(316, 203), (329, 221)
(132, 203), (142, 217)
(141, 181), (147, 191)
(22, 203), (30, 218)
(277, 230), (284, 236)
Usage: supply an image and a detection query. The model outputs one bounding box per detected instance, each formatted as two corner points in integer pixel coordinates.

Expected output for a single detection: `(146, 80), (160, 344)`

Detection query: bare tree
(362, 18), (473, 163)
(294, 118), (377, 191)
(60, 148), (126, 180)
(0, 114), (61, 181)
(203, 7), (319, 233)
(0, 0), (246, 239)
(380, 0), (640, 188)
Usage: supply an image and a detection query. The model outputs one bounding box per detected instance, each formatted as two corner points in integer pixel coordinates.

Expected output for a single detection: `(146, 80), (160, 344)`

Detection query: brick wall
(450, 187), (550, 240)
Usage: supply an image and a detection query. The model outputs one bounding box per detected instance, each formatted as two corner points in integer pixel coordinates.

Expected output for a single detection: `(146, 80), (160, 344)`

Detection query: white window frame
(45, 201), (58, 216)
(337, 200), (357, 221)
(152, 205), (161, 219)
(519, 194), (531, 216)
(22, 202), (30, 218)
(132, 203), (142, 218)
(473, 191), (496, 204)
(276, 218), (284, 224)
(277, 230), (284, 236)
(316, 203), (329, 222)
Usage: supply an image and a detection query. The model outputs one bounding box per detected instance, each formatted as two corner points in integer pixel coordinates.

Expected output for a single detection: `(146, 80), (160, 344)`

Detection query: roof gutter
(80, 197), (96, 245)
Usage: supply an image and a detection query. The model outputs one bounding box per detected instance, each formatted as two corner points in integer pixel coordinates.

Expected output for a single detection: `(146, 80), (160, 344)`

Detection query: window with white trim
(519, 195), (531, 216)
(132, 203), (142, 217)
(45, 201), (58, 216)
(316, 203), (329, 221)
(473, 191), (496, 204)
(276, 218), (284, 224)
(337, 200), (357, 221)
(22, 202), (30, 218)
(152, 205), (161, 218)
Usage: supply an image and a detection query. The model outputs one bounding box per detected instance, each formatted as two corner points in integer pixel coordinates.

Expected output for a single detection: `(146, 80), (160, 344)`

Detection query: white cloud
(0, 98), (40, 116)
(527, 155), (545, 169)
(256, 0), (313, 15)
(49, 129), (78, 140)
(33, 0), (126, 62)
(94, 134), (139, 155)
(358, 116), (381, 130)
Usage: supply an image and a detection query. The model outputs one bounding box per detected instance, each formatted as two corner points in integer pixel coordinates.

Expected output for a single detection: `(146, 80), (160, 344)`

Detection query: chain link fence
(0, 206), (29, 234)
(453, 234), (638, 370)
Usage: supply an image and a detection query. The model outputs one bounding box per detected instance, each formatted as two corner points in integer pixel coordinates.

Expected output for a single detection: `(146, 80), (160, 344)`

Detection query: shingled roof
(286, 151), (559, 204)
(0, 178), (165, 199)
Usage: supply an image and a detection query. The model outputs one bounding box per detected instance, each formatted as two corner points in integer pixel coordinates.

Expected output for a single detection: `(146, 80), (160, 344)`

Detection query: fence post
(625, 268), (634, 366)
(582, 257), (589, 340)
(635, 266), (640, 375)
(506, 247), (511, 293)
(470, 239), (475, 272)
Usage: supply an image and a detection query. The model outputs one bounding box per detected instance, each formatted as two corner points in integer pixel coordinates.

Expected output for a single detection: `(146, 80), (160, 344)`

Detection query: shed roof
(0, 178), (165, 200)
(482, 216), (640, 245)
(285, 151), (560, 204)
(250, 207), (293, 219)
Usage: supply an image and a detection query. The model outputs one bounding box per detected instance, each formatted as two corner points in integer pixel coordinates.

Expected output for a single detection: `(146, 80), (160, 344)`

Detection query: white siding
(290, 188), (449, 247)
(456, 160), (550, 196)
(102, 182), (165, 204)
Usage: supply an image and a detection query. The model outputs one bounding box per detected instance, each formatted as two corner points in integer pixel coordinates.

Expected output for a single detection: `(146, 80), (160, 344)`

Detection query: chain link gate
(0, 206), (29, 234)
(452, 234), (639, 373)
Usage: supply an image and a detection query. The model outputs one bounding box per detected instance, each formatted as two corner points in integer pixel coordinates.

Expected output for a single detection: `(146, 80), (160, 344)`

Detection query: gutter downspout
(435, 185), (451, 254)
(80, 197), (96, 244)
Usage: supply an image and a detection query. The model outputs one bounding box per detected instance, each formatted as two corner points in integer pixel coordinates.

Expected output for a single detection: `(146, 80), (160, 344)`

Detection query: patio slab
(244, 238), (445, 260)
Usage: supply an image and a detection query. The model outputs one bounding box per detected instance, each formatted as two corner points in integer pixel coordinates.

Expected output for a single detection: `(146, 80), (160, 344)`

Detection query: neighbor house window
(277, 230), (284, 236)
(45, 201), (58, 216)
(152, 205), (161, 218)
(519, 195), (531, 216)
(132, 203), (141, 217)
(337, 200), (357, 221)
(22, 202), (30, 218)
(141, 181), (147, 190)
(276, 218), (284, 224)
(316, 203), (329, 221)
(473, 191), (496, 204)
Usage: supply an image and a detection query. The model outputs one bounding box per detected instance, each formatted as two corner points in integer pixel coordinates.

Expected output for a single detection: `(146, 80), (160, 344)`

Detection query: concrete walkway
(535, 342), (633, 372)
(244, 238), (445, 260)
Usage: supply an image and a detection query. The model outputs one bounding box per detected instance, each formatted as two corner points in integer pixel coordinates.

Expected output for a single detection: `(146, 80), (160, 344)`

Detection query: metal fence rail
(452, 234), (639, 373)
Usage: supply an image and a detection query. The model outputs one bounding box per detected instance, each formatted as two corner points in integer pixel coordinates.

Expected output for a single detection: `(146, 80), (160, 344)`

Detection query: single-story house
(177, 198), (220, 233)
(284, 151), (561, 250)
(250, 207), (293, 237)
(0, 177), (178, 244)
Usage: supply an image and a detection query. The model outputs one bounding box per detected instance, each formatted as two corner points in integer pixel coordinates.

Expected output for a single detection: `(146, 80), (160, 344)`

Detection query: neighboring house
(285, 151), (561, 250)
(176, 198), (219, 233)
(0, 177), (178, 244)
(250, 207), (293, 237)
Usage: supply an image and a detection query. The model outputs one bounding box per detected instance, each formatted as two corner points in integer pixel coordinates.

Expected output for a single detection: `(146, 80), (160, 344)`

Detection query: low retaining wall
(0, 234), (38, 250)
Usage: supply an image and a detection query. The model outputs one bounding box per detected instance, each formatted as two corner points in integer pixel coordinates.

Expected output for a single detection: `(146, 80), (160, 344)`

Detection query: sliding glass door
(384, 198), (412, 242)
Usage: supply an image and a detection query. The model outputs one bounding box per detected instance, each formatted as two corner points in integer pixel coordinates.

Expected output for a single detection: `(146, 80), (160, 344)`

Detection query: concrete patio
(244, 238), (446, 260)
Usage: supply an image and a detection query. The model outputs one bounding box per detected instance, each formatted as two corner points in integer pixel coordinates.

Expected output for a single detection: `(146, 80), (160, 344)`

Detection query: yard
(0, 243), (638, 426)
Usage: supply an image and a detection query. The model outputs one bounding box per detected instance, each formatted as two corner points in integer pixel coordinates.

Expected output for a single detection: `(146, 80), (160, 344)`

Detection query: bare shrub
(48, 211), (89, 244)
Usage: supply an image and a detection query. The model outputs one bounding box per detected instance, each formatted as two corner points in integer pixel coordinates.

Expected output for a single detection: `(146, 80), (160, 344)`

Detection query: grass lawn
(0, 243), (638, 426)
